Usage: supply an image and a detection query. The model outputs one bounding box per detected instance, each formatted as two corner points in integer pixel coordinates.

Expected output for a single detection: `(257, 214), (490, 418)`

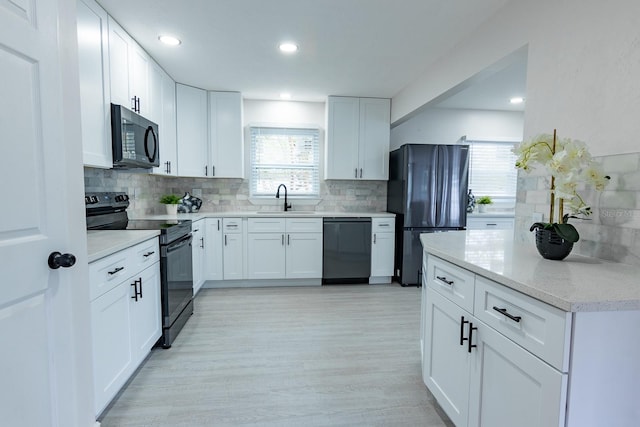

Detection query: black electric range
(86, 191), (194, 348)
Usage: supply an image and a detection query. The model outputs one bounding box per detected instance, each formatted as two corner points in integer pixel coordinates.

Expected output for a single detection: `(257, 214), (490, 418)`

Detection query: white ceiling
(95, 0), (523, 108)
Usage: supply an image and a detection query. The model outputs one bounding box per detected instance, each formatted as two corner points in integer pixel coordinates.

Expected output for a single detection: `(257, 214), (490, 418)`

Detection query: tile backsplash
(515, 152), (640, 265)
(84, 168), (388, 216)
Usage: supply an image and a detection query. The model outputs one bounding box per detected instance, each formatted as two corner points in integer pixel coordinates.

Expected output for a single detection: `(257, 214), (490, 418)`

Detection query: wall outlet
(192, 188), (202, 198)
(532, 212), (543, 222)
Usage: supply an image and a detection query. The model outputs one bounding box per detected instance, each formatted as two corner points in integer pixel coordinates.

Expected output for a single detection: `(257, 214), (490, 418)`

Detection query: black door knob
(48, 252), (76, 269)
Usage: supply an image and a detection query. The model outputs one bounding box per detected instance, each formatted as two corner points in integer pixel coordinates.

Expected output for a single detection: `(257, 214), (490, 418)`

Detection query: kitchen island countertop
(420, 230), (640, 312)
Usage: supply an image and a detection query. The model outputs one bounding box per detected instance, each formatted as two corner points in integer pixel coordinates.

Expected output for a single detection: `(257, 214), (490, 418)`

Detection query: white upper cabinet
(77, 0), (112, 168)
(107, 17), (149, 116)
(208, 91), (244, 178)
(176, 83), (209, 177)
(151, 64), (178, 176)
(325, 96), (390, 180)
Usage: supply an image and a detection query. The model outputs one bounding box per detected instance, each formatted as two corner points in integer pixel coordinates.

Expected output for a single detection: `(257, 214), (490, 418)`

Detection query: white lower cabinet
(247, 217), (322, 280)
(191, 220), (205, 294)
(370, 217), (394, 282)
(422, 254), (568, 427)
(223, 218), (244, 280)
(90, 238), (161, 417)
(466, 216), (515, 230)
(205, 218), (223, 281)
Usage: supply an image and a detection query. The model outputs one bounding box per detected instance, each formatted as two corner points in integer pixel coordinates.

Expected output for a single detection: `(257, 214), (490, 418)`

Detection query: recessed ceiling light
(280, 93), (292, 100)
(510, 97), (525, 104)
(279, 42), (298, 53)
(159, 35), (181, 46)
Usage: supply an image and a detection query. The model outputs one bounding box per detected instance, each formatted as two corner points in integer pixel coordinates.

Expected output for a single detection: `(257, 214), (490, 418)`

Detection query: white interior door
(0, 0), (93, 425)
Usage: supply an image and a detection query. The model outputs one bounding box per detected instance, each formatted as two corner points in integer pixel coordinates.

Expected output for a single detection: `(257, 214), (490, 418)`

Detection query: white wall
(243, 99), (325, 127)
(390, 108), (523, 150)
(392, 0), (640, 157)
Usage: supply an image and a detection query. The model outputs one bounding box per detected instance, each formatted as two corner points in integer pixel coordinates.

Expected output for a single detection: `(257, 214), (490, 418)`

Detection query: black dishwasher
(322, 217), (371, 284)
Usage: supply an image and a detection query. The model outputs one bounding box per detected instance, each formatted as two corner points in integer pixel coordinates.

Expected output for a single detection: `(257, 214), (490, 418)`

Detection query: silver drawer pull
(379, 223), (390, 227)
(436, 275), (454, 285)
(493, 306), (522, 323)
(143, 251), (155, 258)
(108, 266), (124, 275)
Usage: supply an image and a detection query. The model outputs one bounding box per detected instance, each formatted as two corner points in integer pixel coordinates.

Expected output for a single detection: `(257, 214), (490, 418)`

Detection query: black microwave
(111, 103), (159, 169)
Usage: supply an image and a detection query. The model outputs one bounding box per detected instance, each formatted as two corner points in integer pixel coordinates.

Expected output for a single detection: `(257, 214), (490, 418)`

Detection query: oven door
(161, 233), (194, 328)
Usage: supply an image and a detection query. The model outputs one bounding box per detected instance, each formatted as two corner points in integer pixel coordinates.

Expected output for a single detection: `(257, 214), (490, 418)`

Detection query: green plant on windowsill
(159, 194), (181, 204)
(476, 196), (493, 205)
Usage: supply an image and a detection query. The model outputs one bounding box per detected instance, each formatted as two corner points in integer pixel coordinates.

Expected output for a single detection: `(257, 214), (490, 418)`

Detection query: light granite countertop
(87, 230), (160, 263)
(130, 211), (396, 221)
(420, 230), (640, 312)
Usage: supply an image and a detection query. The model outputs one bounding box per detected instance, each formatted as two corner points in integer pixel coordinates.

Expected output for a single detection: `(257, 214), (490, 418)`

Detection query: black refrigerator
(387, 144), (469, 286)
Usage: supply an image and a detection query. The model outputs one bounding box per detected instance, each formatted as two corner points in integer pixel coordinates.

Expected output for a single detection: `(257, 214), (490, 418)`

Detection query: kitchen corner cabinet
(176, 83), (208, 177)
(205, 218), (224, 281)
(108, 17), (149, 116)
(222, 218), (245, 279)
(423, 254), (568, 427)
(370, 217), (394, 282)
(89, 238), (161, 416)
(247, 218), (323, 280)
(77, 0), (112, 168)
(208, 91), (244, 178)
(325, 96), (390, 180)
(191, 220), (205, 294)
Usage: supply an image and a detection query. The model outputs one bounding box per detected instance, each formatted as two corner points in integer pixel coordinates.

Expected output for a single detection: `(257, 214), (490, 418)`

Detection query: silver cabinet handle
(224, 235), (227, 246)
(373, 233), (377, 244)
(360, 168), (363, 178)
(354, 168), (358, 178)
(281, 234), (284, 245)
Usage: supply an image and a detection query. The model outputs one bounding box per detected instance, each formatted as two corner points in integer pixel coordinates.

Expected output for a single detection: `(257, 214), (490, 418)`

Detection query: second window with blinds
(250, 126), (320, 198)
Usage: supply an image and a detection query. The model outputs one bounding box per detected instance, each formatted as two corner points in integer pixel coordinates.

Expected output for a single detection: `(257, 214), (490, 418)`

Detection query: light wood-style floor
(100, 284), (453, 427)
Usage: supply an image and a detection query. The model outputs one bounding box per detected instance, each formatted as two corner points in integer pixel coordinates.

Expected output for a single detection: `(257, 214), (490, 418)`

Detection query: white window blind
(468, 141), (518, 199)
(250, 126), (320, 197)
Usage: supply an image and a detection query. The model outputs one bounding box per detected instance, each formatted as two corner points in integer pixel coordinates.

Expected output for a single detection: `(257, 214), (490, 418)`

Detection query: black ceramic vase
(534, 228), (573, 260)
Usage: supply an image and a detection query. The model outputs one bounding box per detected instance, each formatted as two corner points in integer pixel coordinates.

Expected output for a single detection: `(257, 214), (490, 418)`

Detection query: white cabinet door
(423, 287), (472, 427)
(371, 231), (394, 278)
(77, 0), (112, 168)
(285, 232), (323, 278)
(209, 91), (244, 178)
(326, 96), (360, 179)
(129, 44), (149, 116)
(223, 233), (244, 280)
(359, 97), (390, 180)
(205, 218), (223, 281)
(191, 221), (205, 293)
(176, 83), (208, 177)
(248, 233), (286, 279)
(107, 17), (131, 108)
(152, 68), (178, 175)
(130, 263), (161, 367)
(468, 321), (567, 427)
(147, 61), (163, 125)
(91, 281), (133, 416)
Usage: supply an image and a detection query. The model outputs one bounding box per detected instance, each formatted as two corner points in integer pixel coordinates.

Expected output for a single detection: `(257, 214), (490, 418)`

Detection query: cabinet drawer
(466, 217), (515, 230)
(285, 217), (322, 233)
(89, 249), (131, 301)
(223, 218), (243, 233)
(372, 217), (394, 232)
(248, 217), (285, 233)
(426, 256), (475, 313)
(131, 238), (160, 273)
(474, 276), (571, 371)
(191, 219), (205, 233)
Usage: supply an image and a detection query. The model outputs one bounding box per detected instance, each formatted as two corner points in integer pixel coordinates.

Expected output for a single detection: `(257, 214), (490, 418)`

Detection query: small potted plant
(159, 194), (181, 216)
(476, 196), (492, 213)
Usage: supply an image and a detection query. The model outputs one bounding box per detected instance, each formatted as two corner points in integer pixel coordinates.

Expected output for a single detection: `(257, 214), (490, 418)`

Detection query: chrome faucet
(275, 184), (291, 212)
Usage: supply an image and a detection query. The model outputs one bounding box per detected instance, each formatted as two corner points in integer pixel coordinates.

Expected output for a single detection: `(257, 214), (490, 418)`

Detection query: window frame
(467, 139), (519, 205)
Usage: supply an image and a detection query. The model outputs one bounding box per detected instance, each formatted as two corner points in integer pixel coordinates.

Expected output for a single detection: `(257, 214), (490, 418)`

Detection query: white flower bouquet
(513, 129), (610, 242)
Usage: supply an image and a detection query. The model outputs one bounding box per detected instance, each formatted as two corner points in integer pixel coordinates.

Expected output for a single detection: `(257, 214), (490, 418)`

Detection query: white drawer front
(466, 217), (515, 230)
(89, 249), (131, 301)
(248, 217), (285, 233)
(285, 217), (322, 233)
(132, 239), (160, 273)
(191, 219), (205, 233)
(223, 218), (243, 233)
(426, 256), (475, 313)
(474, 276), (571, 371)
(372, 217), (394, 232)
